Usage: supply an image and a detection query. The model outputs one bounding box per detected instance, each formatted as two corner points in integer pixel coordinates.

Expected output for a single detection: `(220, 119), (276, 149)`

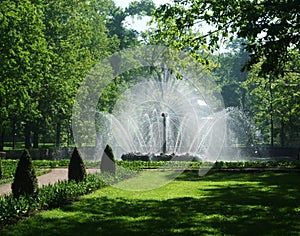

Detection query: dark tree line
(0, 0), (155, 150)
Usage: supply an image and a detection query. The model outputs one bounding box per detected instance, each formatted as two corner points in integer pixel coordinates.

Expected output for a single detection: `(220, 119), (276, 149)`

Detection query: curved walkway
(0, 168), (100, 196)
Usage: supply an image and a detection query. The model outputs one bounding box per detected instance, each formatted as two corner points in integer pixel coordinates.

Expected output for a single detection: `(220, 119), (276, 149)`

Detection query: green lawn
(1, 170), (300, 235)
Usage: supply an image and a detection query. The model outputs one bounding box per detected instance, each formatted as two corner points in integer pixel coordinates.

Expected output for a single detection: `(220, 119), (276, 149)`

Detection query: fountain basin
(121, 152), (200, 162)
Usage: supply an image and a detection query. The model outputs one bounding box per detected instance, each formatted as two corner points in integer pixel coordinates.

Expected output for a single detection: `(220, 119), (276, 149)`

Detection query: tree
(100, 144), (115, 175)
(0, 0), (49, 149)
(40, 0), (118, 147)
(68, 147), (86, 182)
(106, 0), (155, 49)
(213, 39), (249, 108)
(151, 0), (300, 147)
(152, 0), (300, 77)
(11, 149), (38, 198)
(245, 53), (300, 146)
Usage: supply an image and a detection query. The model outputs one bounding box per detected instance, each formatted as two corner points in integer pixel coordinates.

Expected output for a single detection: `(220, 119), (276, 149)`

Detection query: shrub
(100, 144), (116, 175)
(68, 147), (86, 182)
(11, 149), (38, 198)
(0, 169), (136, 227)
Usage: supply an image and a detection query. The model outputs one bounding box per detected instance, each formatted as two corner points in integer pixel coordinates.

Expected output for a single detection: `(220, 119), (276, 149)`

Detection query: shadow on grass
(2, 171), (300, 236)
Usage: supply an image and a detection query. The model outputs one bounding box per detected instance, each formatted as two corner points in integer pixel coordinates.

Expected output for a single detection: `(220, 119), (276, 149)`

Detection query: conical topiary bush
(12, 149), (38, 198)
(100, 144), (115, 175)
(68, 147), (86, 182)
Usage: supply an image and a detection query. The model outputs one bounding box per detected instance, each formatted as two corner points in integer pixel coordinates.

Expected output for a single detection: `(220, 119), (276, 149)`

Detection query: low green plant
(0, 160), (51, 185)
(115, 160), (300, 170)
(11, 150), (38, 198)
(0, 167), (136, 228)
(33, 160), (70, 168)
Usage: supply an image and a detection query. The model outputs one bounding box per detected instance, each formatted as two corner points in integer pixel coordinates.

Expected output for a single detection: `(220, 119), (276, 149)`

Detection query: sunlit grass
(1, 171), (300, 235)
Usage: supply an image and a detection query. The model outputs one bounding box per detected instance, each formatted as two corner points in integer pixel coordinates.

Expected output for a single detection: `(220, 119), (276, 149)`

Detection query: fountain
(161, 112), (167, 154)
(72, 45), (262, 190)
(95, 71), (226, 163)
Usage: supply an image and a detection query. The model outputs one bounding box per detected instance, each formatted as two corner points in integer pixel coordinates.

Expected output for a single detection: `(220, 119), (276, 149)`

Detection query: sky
(114, 0), (171, 32)
(113, 0), (227, 52)
(114, 0), (170, 10)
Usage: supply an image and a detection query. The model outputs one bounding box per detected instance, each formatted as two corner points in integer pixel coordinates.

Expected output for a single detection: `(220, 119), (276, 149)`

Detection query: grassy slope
(2, 171), (300, 235)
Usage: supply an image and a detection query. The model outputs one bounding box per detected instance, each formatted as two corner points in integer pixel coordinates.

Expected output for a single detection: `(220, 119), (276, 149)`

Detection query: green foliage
(11, 150), (38, 198)
(0, 0), (129, 149)
(68, 147), (86, 183)
(212, 39), (249, 108)
(32, 160), (70, 169)
(0, 159), (69, 184)
(126, 0), (156, 18)
(245, 57), (300, 146)
(100, 145), (116, 175)
(117, 160), (300, 170)
(0, 169), (136, 228)
(106, 0), (155, 49)
(152, 0), (300, 77)
(0, 0), (49, 148)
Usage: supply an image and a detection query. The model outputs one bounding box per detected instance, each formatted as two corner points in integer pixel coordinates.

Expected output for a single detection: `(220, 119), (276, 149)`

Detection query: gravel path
(0, 168), (100, 196)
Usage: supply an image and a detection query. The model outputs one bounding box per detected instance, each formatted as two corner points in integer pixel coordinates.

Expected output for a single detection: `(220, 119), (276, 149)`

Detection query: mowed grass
(2, 170), (300, 235)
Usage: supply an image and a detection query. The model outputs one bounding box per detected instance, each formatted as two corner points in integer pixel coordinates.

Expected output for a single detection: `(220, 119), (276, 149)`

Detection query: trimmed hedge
(100, 145), (116, 175)
(11, 150), (38, 198)
(116, 160), (300, 170)
(68, 147), (86, 182)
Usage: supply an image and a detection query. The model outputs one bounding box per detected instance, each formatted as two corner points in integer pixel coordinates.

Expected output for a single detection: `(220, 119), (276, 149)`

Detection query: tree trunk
(24, 123), (31, 149)
(33, 129), (39, 148)
(56, 123), (61, 147)
(0, 128), (4, 151)
(241, 87), (246, 111)
(270, 105), (274, 147)
(269, 76), (274, 147)
(280, 117), (285, 147)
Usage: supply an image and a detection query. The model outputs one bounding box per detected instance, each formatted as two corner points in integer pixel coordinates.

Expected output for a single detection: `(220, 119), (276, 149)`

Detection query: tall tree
(41, 0), (118, 147)
(0, 0), (49, 149)
(245, 51), (300, 146)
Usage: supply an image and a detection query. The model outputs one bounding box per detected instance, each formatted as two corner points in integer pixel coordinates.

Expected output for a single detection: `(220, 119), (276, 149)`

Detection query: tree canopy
(150, 0), (300, 147)
(0, 0), (153, 150)
(0, 0), (299, 149)
(152, 0), (300, 76)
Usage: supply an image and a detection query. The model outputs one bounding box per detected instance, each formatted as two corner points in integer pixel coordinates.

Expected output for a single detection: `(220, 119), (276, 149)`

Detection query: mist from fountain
(95, 70), (228, 163)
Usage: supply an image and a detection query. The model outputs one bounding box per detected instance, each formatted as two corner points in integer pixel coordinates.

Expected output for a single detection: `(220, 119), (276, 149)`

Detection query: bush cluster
(0, 168), (136, 228)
